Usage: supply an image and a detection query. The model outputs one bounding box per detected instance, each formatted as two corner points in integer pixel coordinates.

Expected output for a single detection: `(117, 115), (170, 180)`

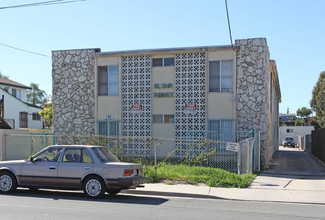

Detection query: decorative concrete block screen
(121, 55), (152, 156)
(174, 52), (206, 157)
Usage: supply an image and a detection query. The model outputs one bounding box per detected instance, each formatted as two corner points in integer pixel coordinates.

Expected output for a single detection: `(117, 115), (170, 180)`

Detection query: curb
(121, 189), (325, 206)
(122, 189), (223, 200)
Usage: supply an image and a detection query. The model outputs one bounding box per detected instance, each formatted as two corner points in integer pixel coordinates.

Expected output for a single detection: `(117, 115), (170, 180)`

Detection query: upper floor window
(98, 65), (119, 96)
(152, 58), (175, 67)
(12, 88), (21, 99)
(209, 60), (233, 93)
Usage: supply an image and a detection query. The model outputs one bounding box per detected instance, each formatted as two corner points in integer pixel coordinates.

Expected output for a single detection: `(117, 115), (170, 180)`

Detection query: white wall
(279, 126), (314, 145)
(0, 89), (43, 129)
(0, 86), (28, 102)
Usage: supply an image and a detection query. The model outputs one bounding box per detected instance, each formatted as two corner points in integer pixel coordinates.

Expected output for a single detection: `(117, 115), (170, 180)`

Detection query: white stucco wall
(279, 126), (314, 145)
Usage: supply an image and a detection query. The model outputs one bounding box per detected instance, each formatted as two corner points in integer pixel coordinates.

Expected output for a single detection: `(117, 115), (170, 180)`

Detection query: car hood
(0, 160), (26, 166)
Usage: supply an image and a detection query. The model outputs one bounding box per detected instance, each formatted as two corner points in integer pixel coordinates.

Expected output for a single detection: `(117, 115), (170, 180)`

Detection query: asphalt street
(0, 188), (325, 220)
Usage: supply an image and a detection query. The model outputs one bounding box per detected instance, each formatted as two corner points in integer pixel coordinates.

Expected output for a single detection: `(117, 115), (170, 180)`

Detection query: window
(208, 119), (234, 142)
(98, 65), (119, 96)
(153, 58), (163, 67)
(98, 66), (108, 95)
(17, 90), (21, 99)
(62, 148), (92, 163)
(93, 147), (120, 162)
(164, 58), (175, 66)
(33, 148), (62, 162)
(153, 114), (174, 123)
(209, 60), (233, 92)
(11, 88), (21, 99)
(97, 120), (119, 136)
(152, 58), (175, 67)
(32, 113), (41, 121)
(12, 88), (16, 97)
(287, 129), (293, 133)
(164, 114), (174, 123)
(153, 114), (163, 123)
(108, 65), (119, 95)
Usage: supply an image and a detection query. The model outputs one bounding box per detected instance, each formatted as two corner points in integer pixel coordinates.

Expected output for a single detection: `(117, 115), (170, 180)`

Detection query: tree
(27, 83), (47, 106)
(296, 107), (312, 119)
(0, 70), (9, 79)
(295, 107), (312, 126)
(39, 99), (52, 127)
(310, 71), (325, 129)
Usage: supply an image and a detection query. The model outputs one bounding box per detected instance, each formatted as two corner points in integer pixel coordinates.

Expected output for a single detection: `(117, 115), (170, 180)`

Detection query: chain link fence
(2, 131), (260, 175)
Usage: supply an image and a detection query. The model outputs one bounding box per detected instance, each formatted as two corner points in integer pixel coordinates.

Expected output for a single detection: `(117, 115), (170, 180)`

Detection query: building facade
(52, 38), (281, 168)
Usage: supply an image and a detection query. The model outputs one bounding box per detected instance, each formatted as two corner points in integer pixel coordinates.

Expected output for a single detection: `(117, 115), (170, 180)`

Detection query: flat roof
(92, 44), (239, 58)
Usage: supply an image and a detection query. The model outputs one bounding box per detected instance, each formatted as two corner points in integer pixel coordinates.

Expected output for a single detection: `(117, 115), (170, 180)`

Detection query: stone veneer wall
(52, 48), (100, 135)
(235, 38), (272, 169)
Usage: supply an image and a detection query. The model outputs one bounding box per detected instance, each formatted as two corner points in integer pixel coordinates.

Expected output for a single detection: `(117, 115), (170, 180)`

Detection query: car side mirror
(30, 157), (35, 162)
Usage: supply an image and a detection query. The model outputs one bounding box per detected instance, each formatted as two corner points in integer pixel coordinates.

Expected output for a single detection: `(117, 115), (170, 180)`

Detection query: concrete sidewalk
(123, 147), (325, 204)
(123, 180), (325, 204)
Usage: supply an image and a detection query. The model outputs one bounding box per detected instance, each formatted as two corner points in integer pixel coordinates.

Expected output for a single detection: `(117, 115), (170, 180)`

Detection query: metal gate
(188, 130), (260, 173)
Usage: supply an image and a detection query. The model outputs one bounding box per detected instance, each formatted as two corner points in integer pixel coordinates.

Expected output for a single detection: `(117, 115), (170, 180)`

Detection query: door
(19, 112), (28, 128)
(57, 148), (94, 188)
(20, 147), (62, 186)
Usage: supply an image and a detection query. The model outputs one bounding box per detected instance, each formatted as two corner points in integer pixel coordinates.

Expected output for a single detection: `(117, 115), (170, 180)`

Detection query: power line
(224, 0), (239, 52)
(0, 43), (50, 57)
(0, 0), (86, 10)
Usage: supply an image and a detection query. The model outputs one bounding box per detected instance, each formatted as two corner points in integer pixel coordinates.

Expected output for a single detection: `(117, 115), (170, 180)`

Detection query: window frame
(152, 57), (175, 67)
(153, 114), (174, 124)
(32, 113), (41, 121)
(62, 148), (93, 163)
(153, 114), (163, 123)
(208, 60), (234, 93)
(97, 65), (119, 96)
(97, 120), (119, 136)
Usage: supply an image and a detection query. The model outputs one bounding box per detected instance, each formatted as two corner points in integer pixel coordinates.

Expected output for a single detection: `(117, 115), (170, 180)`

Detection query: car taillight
(124, 169), (134, 176)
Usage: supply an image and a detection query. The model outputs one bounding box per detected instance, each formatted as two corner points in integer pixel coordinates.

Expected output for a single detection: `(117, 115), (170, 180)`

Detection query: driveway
(250, 146), (325, 191)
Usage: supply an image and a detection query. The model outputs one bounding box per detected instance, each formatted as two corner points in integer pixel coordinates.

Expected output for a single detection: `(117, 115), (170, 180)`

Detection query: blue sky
(0, 0), (324, 114)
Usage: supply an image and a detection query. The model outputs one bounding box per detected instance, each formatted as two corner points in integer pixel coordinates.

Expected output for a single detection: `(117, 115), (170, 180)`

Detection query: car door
(57, 148), (94, 188)
(20, 147), (62, 187)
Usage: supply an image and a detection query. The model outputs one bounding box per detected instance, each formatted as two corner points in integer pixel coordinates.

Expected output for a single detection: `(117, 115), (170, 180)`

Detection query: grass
(143, 164), (256, 188)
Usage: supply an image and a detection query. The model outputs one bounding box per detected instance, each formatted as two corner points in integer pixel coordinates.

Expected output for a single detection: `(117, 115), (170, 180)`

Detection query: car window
(62, 148), (93, 163)
(93, 147), (120, 163)
(33, 148), (62, 162)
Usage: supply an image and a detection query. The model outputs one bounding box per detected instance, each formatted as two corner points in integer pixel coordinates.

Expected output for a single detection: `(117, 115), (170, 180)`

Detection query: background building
(52, 37), (281, 168)
(0, 78), (43, 129)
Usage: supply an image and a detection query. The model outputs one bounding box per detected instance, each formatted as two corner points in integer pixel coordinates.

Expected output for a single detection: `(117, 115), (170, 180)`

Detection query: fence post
(237, 142), (241, 177)
(3, 132), (6, 161)
(153, 137), (157, 172)
(52, 131), (56, 145)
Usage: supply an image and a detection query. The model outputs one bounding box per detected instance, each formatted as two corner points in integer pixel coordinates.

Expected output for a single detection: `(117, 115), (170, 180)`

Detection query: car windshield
(286, 137), (294, 141)
(93, 147), (120, 163)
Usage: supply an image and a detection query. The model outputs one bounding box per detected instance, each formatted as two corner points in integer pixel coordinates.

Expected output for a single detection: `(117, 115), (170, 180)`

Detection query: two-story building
(0, 78), (43, 129)
(52, 38), (281, 168)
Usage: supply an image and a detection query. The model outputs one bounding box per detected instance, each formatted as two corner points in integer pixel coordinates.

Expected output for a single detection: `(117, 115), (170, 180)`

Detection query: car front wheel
(0, 172), (17, 193)
(83, 176), (106, 199)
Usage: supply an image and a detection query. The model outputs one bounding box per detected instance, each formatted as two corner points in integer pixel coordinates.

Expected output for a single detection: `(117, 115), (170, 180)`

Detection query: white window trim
(208, 60), (234, 93)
